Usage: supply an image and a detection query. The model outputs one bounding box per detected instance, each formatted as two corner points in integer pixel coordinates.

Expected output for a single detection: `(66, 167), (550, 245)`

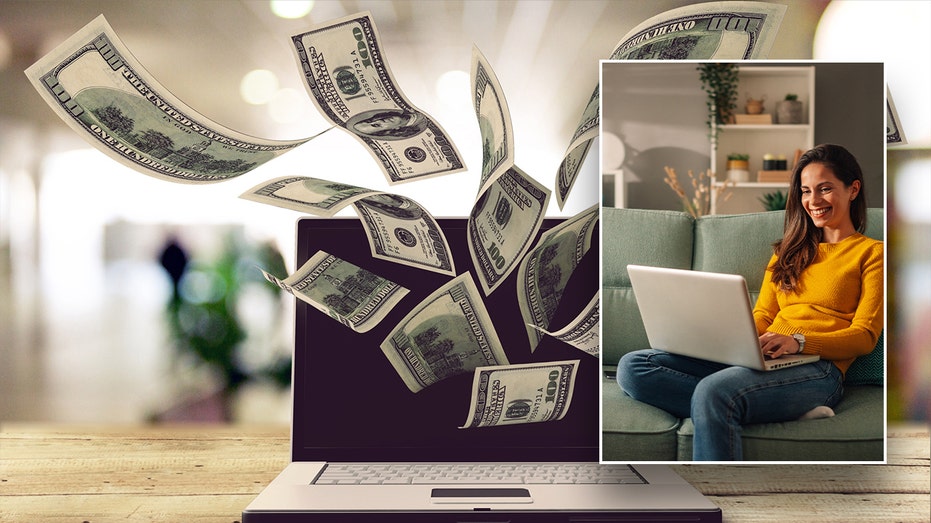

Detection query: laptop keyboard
(313, 463), (647, 485)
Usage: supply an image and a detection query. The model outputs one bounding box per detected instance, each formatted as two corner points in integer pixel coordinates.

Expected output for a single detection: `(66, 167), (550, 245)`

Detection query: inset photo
(600, 61), (886, 463)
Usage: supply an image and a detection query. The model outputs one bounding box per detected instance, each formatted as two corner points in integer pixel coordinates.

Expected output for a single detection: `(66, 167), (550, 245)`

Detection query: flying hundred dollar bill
(555, 1), (787, 208)
(354, 194), (456, 276)
(241, 175), (379, 217)
(471, 45), (515, 199)
(291, 11), (467, 185)
(460, 360), (579, 429)
(468, 166), (550, 296)
(517, 205), (598, 351)
(241, 176), (456, 275)
(261, 250), (408, 333)
(24, 15), (311, 183)
(380, 273), (508, 393)
(555, 85), (599, 210)
(610, 1), (787, 60)
(529, 292), (599, 357)
(886, 85), (907, 145)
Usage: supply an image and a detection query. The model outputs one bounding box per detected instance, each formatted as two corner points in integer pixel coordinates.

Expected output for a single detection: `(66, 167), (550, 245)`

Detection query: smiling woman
(618, 143), (884, 461)
(774, 144), (870, 291)
(799, 163), (860, 242)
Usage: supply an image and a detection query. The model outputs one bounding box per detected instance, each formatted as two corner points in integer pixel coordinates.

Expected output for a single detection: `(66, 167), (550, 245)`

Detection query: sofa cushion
(602, 208), (695, 287)
(602, 208), (694, 368)
(602, 287), (651, 367)
(863, 207), (885, 241)
(675, 385), (884, 461)
(601, 375), (680, 461)
(693, 211), (785, 296)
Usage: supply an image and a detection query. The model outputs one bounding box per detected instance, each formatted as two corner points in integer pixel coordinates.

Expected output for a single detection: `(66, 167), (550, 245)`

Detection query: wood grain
(1, 424), (928, 523)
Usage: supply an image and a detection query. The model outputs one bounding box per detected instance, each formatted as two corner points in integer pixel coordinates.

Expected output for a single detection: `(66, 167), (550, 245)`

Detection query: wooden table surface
(1, 424), (928, 523)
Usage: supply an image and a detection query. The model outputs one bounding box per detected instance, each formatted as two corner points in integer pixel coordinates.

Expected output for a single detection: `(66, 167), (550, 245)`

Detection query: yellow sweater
(753, 233), (884, 377)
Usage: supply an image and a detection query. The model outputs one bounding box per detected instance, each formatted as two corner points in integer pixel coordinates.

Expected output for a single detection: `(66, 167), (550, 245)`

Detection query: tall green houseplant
(697, 64), (739, 144)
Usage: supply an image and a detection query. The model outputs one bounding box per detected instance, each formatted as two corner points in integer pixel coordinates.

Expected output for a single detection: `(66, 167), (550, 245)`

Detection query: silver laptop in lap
(627, 264), (819, 371)
(242, 218), (721, 522)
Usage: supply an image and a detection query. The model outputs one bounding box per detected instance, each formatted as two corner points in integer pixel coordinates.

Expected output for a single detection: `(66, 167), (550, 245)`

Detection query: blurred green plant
(163, 234), (291, 403)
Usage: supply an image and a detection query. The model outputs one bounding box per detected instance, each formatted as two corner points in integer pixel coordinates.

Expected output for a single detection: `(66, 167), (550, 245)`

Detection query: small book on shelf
(757, 170), (791, 183)
(734, 114), (773, 125)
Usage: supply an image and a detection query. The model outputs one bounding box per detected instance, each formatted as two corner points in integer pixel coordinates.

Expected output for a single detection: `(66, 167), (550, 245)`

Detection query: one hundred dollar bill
(354, 194), (456, 276)
(555, 138), (594, 211)
(517, 205), (598, 350)
(261, 250), (408, 333)
(886, 84), (907, 145)
(609, 1), (787, 60)
(554, 2), (787, 202)
(468, 166), (550, 296)
(240, 176), (379, 217)
(291, 11), (466, 184)
(380, 273), (508, 393)
(530, 293), (599, 357)
(24, 15), (310, 183)
(555, 84), (598, 210)
(460, 360), (579, 429)
(241, 175), (455, 275)
(471, 45), (515, 199)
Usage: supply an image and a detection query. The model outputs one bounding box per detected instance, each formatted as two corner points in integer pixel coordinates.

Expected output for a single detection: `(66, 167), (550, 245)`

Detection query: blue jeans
(616, 349), (844, 461)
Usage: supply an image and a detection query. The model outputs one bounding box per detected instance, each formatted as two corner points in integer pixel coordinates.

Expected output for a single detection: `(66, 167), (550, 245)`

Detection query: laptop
(242, 218), (721, 522)
(627, 264), (819, 371)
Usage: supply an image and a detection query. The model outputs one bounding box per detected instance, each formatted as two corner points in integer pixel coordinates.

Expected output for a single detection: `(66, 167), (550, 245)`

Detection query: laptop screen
(292, 217), (599, 463)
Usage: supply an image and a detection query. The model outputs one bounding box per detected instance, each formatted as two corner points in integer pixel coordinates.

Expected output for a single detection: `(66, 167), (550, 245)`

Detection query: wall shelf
(719, 124), (811, 131)
(714, 181), (789, 189)
(710, 65), (815, 214)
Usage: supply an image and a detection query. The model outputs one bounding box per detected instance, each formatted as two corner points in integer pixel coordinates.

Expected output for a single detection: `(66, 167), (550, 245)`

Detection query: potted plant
(158, 234), (292, 421)
(745, 94), (766, 115)
(697, 63), (739, 142)
(725, 153), (750, 182)
(759, 189), (788, 211)
(726, 153), (749, 170)
(776, 93), (803, 124)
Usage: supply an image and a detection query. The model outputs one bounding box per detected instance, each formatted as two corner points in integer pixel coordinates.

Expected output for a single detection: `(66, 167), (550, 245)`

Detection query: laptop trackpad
(430, 488), (533, 504)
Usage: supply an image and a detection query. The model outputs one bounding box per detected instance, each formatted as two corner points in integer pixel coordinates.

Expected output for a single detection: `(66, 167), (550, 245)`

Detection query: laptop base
(243, 463), (722, 522)
(242, 510), (722, 522)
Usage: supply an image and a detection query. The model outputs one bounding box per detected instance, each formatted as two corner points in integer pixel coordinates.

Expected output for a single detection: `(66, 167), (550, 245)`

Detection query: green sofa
(601, 208), (885, 461)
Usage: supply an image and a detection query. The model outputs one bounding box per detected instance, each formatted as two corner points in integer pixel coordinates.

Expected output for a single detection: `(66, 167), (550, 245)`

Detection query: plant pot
(717, 107), (735, 125)
(776, 100), (803, 124)
(726, 159), (749, 171)
(745, 98), (765, 115)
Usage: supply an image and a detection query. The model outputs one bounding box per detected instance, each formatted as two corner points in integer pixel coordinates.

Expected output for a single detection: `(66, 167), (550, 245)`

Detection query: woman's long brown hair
(771, 144), (868, 292)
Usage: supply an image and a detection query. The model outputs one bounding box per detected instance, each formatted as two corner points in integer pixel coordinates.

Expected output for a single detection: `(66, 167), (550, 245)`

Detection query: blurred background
(1, 0), (927, 424)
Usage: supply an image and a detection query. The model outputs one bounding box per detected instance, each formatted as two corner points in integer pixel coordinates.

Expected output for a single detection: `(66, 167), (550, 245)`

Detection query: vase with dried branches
(663, 166), (733, 218)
